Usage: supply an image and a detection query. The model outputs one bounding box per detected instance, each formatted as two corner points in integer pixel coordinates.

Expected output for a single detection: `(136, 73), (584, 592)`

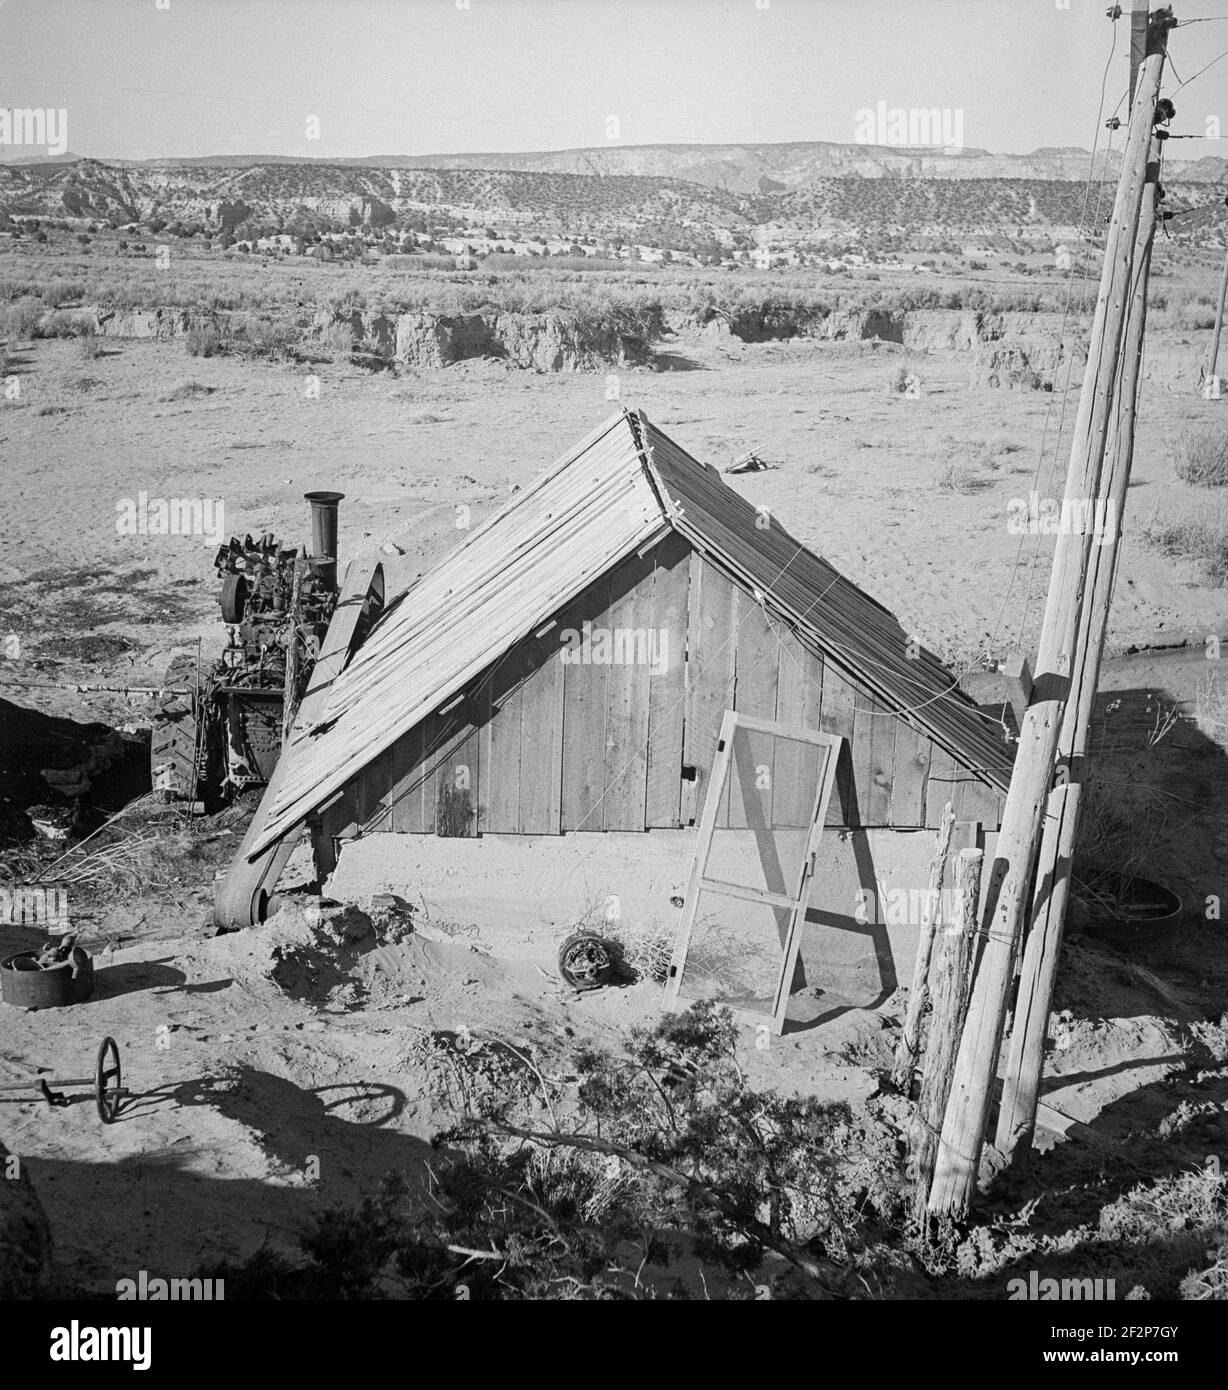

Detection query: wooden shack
(236, 409), (1012, 891)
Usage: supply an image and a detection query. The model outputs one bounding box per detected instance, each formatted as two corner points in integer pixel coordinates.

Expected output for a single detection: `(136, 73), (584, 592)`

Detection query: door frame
(663, 710), (843, 1034)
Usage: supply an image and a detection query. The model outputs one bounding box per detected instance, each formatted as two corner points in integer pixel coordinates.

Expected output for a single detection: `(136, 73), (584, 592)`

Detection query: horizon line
(0, 136), (1140, 168)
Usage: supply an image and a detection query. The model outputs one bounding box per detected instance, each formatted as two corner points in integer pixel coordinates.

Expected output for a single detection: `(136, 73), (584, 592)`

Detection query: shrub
(1171, 425), (1228, 487)
(326, 288), (367, 315)
(320, 321), (355, 357)
(933, 459), (980, 493)
(197, 1003), (898, 1299)
(987, 432), (1023, 456)
(887, 361), (918, 395)
(1143, 512), (1228, 586)
(158, 380), (216, 403)
(3, 296), (43, 340)
(228, 315), (301, 361)
(1179, 304), (1217, 332)
(76, 327), (103, 360)
(1151, 288), (1219, 332)
(186, 324), (224, 358)
(38, 309), (91, 339)
(930, 440), (994, 493)
(47, 279), (86, 305)
(1181, 1237), (1228, 1300)
(998, 361), (1044, 390)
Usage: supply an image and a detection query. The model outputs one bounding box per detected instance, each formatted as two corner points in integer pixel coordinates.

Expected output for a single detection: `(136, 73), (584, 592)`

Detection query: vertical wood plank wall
(340, 546), (1002, 836)
(644, 533), (691, 827)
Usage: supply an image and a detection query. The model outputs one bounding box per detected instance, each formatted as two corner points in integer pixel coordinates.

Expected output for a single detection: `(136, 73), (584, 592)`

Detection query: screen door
(662, 711), (842, 1034)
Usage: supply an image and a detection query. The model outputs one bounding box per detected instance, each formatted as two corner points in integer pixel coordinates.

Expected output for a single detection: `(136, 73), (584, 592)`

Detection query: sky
(1, 0), (1227, 161)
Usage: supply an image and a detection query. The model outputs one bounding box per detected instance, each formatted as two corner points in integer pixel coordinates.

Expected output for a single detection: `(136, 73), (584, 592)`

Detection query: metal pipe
(304, 491), (344, 593)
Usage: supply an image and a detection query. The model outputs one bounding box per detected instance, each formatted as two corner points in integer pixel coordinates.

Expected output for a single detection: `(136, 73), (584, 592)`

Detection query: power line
(990, 13), (1121, 659)
(1170, 44), (1228, 93)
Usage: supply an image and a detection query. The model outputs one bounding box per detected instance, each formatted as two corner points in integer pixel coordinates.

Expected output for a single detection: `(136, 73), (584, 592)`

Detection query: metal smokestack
(304, 491), (344, 593)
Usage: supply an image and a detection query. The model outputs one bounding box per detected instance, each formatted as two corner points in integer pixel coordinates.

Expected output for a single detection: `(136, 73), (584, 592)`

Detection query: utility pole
(996, 5), (1168, 1167)
(995, 3), (1169, 1169)
(1129, 0), (1150, 106)
(927, 12), (1174, 1218)
(996, 171), (1159, 1165)
(1207, 237), (1228, 395)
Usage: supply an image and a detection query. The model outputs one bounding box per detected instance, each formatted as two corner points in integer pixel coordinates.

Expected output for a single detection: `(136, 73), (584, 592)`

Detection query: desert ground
(2, 242), (1227, 1298)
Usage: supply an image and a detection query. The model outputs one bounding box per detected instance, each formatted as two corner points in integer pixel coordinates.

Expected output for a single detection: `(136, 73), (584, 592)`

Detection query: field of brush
(1, 225), (1225, 354)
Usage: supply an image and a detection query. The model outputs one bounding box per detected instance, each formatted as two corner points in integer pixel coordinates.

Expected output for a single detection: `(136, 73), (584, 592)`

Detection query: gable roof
(250, 409), (1010, 857)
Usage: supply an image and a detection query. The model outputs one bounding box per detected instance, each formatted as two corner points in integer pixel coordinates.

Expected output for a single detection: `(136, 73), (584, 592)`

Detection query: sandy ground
(1, 321), (1227, 1293)
(0, 897), (890, 1291)
(2, 878), (1225, 1295)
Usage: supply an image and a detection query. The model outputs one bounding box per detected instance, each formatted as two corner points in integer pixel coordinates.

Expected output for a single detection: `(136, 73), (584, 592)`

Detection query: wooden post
(927, 35), (1170, 1219)
(1207, 242), (1228, 394)
(909, 847), (983, 1215)
(995, 172), (1159, 1162)
(891, 803), (955, 1092)
(1129, 1), (1149, 108)
(999, 653), (1033, 732)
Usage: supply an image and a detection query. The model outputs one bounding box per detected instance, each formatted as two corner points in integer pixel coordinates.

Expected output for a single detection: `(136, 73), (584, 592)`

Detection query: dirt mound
(660, 307), (1078, 376)
(356, 932), (511, 1003)
(968, 310), (1087, 390)
(389, 311), (492, 367)
(902, 309), (979, 353)
(316, 307), (648, 372)
(92, 306), (217, 340)
(208, 898), (526, 1019)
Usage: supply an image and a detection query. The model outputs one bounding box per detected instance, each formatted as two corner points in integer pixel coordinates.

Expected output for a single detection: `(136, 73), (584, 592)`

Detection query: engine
(151, 493), (345, 808)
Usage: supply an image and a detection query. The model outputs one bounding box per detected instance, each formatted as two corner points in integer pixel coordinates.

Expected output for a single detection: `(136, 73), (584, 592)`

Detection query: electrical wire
(989, 14), (1122, 659)
(1171, 44), (1228, 93)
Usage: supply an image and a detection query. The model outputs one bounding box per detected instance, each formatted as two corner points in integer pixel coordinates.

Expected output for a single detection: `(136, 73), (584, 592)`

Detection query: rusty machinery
(151, 492), (345, 809)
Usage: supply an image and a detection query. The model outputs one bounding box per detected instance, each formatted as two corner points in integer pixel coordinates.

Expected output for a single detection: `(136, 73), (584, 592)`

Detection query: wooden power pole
(1129, 0), (1150, 106)
(927, 13), (1174, 1218)
(996, 175), (1159, 1163)
(994, 4), (1169, 1167)
(1207, 240), (1228, 394)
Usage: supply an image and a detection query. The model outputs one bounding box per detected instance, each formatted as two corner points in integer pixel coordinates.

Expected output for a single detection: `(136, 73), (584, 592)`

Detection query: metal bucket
(1, 952), (95, 1008)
